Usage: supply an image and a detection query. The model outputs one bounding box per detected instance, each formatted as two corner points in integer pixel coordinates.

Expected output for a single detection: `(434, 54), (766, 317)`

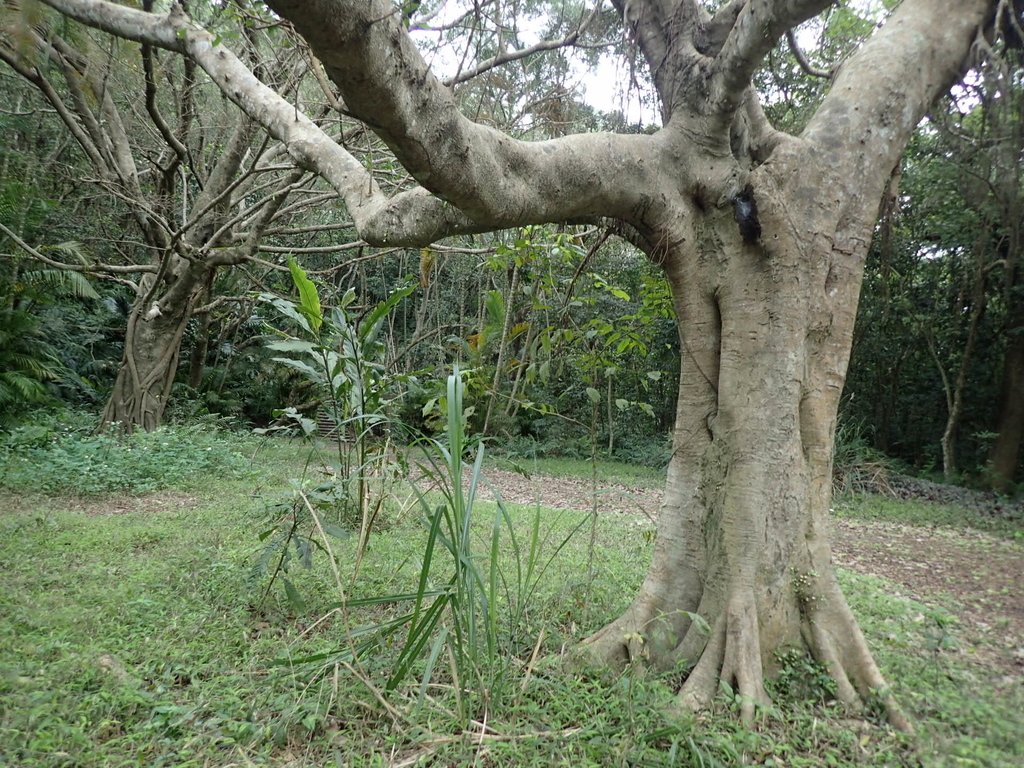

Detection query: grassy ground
(0, 430), (1021, 767)
(488, 454), (664, 489)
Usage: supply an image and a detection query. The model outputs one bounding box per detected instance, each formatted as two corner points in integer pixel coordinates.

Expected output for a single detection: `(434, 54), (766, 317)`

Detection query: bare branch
(444, 2), (605, 87)
(0, 44), (109, 173)
(0, 221), (156, 274)
(785, 28), (831, 79)
(203, 170), (309, 254)
(207, 167), (307, 266)
(257, 241), (365, 255)
(412, 0), (497, 32)
(36, 0), (477, 245)
(265, 221), (355, 236)
(140, 1), (190, 170)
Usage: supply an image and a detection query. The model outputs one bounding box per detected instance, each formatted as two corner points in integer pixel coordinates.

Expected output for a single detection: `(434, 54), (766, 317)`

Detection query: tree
(0, 3), (358, 430)
(21, 0), (1005, 725)
(979, 41), (1024, 492)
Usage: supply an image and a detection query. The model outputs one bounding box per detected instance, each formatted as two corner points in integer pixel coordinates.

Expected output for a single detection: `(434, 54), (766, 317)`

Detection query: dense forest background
(1, 2), (1020, 492)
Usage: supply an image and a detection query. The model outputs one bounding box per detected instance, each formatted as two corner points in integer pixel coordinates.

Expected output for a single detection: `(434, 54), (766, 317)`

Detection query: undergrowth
(0, 410), (254, 495)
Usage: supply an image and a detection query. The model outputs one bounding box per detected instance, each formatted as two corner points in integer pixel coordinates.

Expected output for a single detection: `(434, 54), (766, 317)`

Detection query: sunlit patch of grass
(488, 454), (664, 489)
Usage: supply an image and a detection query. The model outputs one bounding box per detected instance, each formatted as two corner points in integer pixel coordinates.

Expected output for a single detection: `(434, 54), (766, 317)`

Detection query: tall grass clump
(393, 368), (585, 719)
(832, 420), (898, 496)
(295, 368), (583, 724)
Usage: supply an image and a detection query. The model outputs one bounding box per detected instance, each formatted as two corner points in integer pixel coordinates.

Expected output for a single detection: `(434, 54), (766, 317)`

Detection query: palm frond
(19, 268), (100, 300)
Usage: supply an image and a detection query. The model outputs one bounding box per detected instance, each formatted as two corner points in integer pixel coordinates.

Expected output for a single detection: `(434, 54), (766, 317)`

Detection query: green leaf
(270, 357), (324, 382)
(265, 339), (318, 354)
(484, 290), (505, 329)
(287, 257), (322, 334)
(361, 284), (415, 343)
(685, 611), (711, 636)
(282, 577), (306, 612)
(259, 294), (312, 334)
(322, 522), (351, 540)
(585, 387), (601, 404)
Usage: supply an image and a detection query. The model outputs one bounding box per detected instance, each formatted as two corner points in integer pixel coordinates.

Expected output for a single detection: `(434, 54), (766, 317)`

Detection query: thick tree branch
(265, 0), (658, 226)
(711, 0), (833, 112)
(804, 0), (994, 234)
(41, 0), (657, 246)
(610, 0), (696, 119)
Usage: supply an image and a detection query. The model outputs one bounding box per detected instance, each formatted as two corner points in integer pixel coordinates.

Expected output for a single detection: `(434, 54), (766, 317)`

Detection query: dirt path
(473, 466), (1024, 682)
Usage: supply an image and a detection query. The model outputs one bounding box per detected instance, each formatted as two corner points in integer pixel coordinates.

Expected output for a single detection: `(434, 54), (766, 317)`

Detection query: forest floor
(468, 465), (1024, 685)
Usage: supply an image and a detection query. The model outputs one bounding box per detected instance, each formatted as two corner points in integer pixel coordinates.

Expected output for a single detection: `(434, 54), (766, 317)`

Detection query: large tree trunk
(583, 150), (911, 730)
(101, 278), (199, 431)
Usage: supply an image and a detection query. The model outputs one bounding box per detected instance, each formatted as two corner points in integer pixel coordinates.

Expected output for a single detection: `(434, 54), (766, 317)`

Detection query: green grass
(0, 433), (1021, 766)
(488, 454), (664, 488)
(834, 493), (1022, 540)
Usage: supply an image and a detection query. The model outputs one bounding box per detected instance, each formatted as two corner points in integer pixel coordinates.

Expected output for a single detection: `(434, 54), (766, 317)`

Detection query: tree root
(677, 590), (770, 725)
(580, 598), (678, 670)
(579, 582), (709, 672)
(582, 582), (913, 733)
(804, 585), (914, 734)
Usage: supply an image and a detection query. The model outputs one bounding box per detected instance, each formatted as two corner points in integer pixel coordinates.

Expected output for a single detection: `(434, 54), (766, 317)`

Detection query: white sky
(412, 0), (654, 124)
(412, 0), (897, 129)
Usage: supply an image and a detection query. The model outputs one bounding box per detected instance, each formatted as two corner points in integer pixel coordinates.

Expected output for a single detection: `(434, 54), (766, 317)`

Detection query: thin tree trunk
(606, 375), (614, 454)
(483, 262), (519, 435)
(101, 263), (208, 431)
(927, 249), (986, 481)
(505, 320), (538, 418)
(988, 313), (1024, 491)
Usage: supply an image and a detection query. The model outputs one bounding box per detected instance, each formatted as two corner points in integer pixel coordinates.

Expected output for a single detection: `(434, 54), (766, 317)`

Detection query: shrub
(0, 410), (254, 495)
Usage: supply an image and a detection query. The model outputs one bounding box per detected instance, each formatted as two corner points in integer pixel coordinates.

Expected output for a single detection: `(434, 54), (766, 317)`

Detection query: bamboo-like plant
(286, 367), (584, 724)
(382, 368), (584, 719)
(255, 259), (413, 603)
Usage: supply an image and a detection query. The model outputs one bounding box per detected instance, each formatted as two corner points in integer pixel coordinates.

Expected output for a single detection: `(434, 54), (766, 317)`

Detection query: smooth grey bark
(36, 0), (996, 725)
